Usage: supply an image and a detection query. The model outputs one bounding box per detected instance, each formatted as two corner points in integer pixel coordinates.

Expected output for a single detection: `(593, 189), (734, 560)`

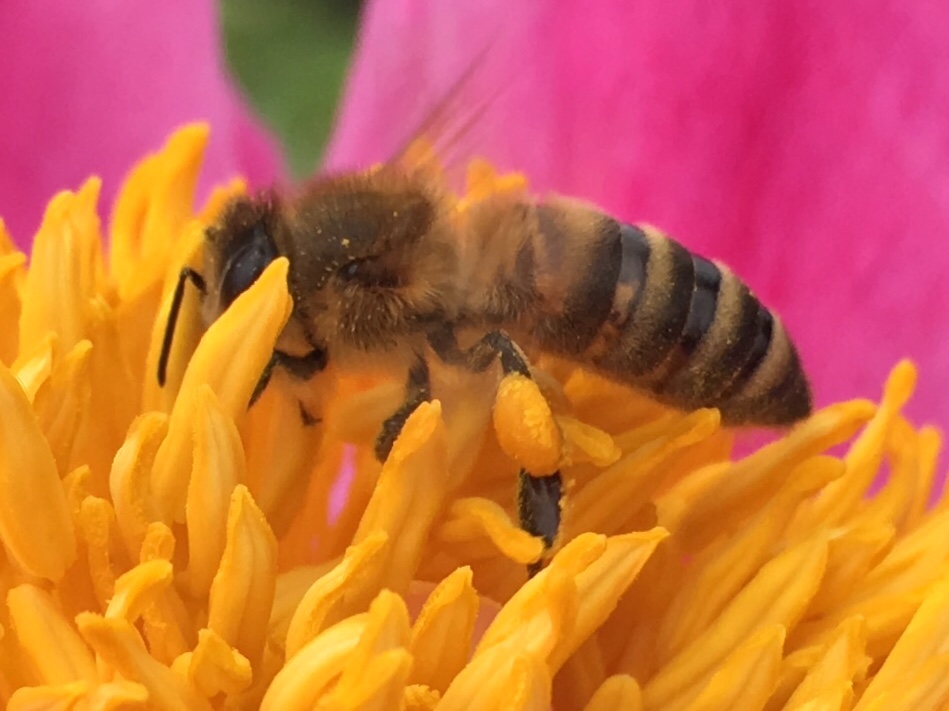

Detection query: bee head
(156, 193), (282, 388)
(206, 194), (281, 316)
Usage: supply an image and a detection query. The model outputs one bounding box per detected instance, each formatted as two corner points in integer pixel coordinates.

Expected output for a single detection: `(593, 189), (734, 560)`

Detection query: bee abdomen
(586, 222), (811, 426)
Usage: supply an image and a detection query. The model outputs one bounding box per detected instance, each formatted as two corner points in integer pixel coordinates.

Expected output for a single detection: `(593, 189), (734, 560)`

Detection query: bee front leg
(250, 347), (328, 425)
(429, 327), (563, 577)
(374, 358), (432, 462)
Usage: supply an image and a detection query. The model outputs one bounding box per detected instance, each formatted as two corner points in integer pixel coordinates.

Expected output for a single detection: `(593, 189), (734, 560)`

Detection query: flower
(325, 0), (949, 430)
(1, 126), (948, 709)
(0, 1), (282, 248)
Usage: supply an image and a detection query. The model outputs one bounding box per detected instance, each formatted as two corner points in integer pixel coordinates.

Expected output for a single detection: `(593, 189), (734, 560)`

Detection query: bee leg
(429, 327), (562, 577)
(277, 347), (329, 381)
(519, 469), (563, 577)
(374, 358), (431, 462)
(428, 326), (530, 375)
(249, 347), (328, 425)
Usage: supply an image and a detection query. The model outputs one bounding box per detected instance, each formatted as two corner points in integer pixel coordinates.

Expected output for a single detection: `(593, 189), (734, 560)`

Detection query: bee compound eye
(220, 230), (277, 309)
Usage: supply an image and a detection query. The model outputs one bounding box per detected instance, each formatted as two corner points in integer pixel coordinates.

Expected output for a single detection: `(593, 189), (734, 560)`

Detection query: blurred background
(221, 0), (360, 177)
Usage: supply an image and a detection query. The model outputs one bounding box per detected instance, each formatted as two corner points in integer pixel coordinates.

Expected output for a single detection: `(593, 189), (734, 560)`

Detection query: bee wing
(385, 41), (507, 191)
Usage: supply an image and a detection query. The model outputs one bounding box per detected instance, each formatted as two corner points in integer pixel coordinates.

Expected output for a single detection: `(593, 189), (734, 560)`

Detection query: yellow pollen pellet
(493, 373), (563, 476)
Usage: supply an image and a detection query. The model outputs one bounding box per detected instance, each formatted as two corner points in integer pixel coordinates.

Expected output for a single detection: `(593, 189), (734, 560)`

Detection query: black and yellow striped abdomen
(526, 202), (811, 426)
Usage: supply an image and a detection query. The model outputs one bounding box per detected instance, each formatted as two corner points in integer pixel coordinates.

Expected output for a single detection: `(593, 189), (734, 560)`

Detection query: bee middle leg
(250, 347), (328, 425)
(429, 327), (563, 577)
(374, 357), (432, 462)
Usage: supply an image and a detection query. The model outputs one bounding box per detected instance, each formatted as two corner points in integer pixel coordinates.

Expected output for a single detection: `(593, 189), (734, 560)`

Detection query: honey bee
(158, 155), (811, 574)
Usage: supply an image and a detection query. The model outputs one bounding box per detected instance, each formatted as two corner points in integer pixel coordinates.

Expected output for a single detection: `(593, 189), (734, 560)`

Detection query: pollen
(494, 373), (563, 476)
(0, 125), (948, 711)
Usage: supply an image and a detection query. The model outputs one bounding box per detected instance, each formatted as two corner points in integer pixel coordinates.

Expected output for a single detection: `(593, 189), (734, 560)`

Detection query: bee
(157, 156), (811, 574)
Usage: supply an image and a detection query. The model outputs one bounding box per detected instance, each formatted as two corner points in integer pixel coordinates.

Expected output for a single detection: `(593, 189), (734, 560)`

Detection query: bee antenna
(157, 267), (207, 387)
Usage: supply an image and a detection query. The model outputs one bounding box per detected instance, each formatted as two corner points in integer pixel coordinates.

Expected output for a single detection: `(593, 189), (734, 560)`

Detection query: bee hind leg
(374, 358), (432, 462)
(429, 327), (563, 578)
(249, 347), (328, 425)
(518, 469), (563, 577)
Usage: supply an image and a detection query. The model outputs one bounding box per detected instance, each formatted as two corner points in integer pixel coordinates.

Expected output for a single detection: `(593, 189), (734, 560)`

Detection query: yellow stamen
(187, 628), (253, 698)
(643, 536), (828, 709)
(656, 456), (843, 660)
(0, 247), (24, 367)
(799, 360), (916, 528)
(108, 412), (167, 561)
(0, 363), (76, 581)
(567, 408), (719, 537)
(583, 675), (643, 711)
(183, 385), (245, 597)
(855, 655), (949, 711)
(557, 415), (622, 467)
(109, 124), (208, 298)
(320, 590), (413, 710)
(105, 559), (173, 622)
(352, 400), (450, 593)
(19, 179), (103, 360)
(78, 495), (122, 608)
(439, 497), (545, 564)
(678, 399), (877, 548)
(7, 681), (89, 711)
(408, 566), (480, 693)
(261, 615), (368, 710)
(34, 339), (92, 473)
(777, 615), (868, 710)
(11, 331), (55, 403)
(684, 624), (785, 711)
(7, 585), (97, 684)
(151, 257), (293, 521)
(285, 531), (389, 657)
(475, 530), (668, 672)
(207, 485), (277, 669)
(860, 573), (949, 706)
(76, 614), (211, 711)
(84, 680), (150, 710)
(438, 643), (551, 711)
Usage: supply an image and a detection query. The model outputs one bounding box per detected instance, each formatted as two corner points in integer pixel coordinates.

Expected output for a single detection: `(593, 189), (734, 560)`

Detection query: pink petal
(0, 1), (283, 246)
(328, 0), (949, 428)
